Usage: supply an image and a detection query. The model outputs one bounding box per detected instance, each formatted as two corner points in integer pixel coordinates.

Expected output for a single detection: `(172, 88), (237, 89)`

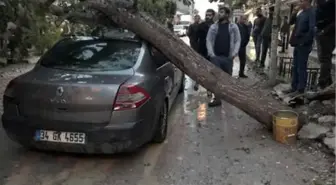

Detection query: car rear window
(40, 39), (141, 71)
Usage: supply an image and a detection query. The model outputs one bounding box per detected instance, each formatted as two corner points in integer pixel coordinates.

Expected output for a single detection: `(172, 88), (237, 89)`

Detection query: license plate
(35, 130), (86, 144)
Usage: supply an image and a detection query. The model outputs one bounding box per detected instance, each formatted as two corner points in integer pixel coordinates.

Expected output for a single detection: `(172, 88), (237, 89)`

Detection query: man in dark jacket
(187, 14), (201, 51)
(197, 9), (215, 59)
(237, 15), (250, 77)
(193, 9), (215, 91)
(286, 0), (315, 94)
(260, 8), (274, 68)
(316, 0), (335, 89)
(252, 8), (266, 63)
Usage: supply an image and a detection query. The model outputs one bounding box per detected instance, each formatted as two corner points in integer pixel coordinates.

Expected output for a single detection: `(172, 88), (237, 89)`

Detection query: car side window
(150, 47), (168, 68)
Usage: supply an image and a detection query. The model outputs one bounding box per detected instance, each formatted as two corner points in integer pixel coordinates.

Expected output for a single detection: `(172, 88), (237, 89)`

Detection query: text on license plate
(35, 130), (86, 144)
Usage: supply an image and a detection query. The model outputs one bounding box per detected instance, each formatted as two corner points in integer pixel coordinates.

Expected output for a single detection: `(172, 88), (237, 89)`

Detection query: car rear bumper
(2, 116), (151, 154)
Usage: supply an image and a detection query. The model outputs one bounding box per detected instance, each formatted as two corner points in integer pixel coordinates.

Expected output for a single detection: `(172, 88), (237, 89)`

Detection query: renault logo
(56, 87), (64, 97)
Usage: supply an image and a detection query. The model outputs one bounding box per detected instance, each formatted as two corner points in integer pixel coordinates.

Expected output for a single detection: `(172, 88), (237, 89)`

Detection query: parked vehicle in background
(2, 30), (185, 154)
(174, 24), (187, 37)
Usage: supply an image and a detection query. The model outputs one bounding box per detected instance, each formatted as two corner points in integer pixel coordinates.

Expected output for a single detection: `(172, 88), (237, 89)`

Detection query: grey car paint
(2, 37), (184, 153)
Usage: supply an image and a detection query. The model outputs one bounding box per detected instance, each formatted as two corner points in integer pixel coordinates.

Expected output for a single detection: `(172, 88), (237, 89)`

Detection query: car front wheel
(152, 101), (168, 143)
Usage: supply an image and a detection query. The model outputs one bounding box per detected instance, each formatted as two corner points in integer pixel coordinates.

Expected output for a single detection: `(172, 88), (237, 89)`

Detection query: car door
(150, 47), (175, 109)
(172, 64), (183, 90)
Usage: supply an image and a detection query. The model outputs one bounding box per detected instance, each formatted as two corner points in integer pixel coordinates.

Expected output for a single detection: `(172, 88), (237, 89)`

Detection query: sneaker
(289, 91), (302, 98)
(208, 98), (221, 107)
(282, 89), (296, 94)
(239, 74), (248, 78)
(193, 84), (199, 91)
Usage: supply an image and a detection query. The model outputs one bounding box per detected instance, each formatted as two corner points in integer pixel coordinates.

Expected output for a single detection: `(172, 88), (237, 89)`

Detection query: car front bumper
(2, 115), (150, 154)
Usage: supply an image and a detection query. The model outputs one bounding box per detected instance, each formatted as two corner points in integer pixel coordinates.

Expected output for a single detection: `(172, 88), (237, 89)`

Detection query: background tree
(0, 0), (181, 64)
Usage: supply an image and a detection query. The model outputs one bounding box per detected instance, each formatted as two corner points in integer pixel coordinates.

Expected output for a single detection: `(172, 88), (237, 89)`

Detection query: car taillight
(113, 84), (150, 111)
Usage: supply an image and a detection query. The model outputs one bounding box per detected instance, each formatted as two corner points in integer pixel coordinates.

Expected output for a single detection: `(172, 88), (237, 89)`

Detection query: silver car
(2, 35), (184, 154)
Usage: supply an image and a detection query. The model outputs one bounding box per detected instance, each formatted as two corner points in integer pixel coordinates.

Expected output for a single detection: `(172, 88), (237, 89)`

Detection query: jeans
(260, 37), (270, 67)
(238, 47), (247, 75)
(210, 56), (233, 75)
(317, 33), (335, 89)
(210, 56), (233, 101)
(291, 45), (312, 92)
(253, 35), (262, 61)
(281, 34), (287, 52)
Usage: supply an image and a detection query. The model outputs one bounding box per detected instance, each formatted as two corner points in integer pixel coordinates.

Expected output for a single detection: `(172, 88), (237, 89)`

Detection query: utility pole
(268, 0), (281, 86)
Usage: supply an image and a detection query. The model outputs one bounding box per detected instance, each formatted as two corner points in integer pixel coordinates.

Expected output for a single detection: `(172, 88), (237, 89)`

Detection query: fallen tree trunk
(89, 1), (306, 130)
(306, 82), (335, 101)
(50, 0), (306, 130)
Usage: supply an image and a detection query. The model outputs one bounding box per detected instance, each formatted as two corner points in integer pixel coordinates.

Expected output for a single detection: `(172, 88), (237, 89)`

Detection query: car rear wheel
(152, 101), (168, 143)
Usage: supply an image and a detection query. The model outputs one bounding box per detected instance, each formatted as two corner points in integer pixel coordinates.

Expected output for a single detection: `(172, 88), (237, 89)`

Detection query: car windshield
(40, 39), (141, 72)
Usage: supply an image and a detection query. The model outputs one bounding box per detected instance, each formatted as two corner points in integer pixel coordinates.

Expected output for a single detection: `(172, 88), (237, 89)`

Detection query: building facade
(175, 0), (194, 15)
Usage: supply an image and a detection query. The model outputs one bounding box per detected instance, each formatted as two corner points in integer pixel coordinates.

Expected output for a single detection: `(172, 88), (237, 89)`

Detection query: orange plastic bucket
(273, 110), (298, 144)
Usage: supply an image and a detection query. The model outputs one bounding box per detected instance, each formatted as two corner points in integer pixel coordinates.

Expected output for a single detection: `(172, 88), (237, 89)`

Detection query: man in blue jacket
(237, 15), (250, 78)
(286, 0), (315, 95)
(206, 6), (241, 107)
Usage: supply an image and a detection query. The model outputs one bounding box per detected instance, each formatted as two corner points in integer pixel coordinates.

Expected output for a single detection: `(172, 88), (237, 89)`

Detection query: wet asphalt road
(0, 39), (334, 185)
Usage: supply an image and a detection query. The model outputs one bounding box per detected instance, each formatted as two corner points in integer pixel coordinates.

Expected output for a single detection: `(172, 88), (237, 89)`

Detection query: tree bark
(306, 82), (336, 101)
(268, 0), (281, 86)
(85, 1), (304, 130)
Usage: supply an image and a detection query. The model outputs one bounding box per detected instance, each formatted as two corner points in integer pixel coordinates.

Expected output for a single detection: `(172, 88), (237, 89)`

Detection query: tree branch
(66, 11), (111, 26)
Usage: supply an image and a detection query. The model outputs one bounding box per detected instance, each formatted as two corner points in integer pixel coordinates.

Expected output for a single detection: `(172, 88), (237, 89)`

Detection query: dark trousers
(210, 56), (233, 75)
(317, 33), (335, 89)
(253, 35), (262, 61)
(291, 45), (312, 92)
(190, 39), (198, 51)
(238, 47), (246, 75)
(210, 56), (233, 100)
(260, 37), (270, 67)
(281, 34), (287, 52)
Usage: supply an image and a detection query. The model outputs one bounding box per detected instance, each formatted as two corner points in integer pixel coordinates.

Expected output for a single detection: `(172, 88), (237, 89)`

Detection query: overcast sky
(194, 0), (219, 19)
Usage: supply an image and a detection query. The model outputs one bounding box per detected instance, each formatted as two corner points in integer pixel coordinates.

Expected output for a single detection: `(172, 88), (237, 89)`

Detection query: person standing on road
(247, 21), (253, 35)
(285, 0), (316, 95)
(187, 15), (201, 51)
(206, 6), (241, 107)
(166, 18), (174, 33)
(193, 9), (215, 92)
(280, 16), (290, 53)
(259, 8), (274, 68)
(316, 0), (335, 90)
(252, 8), (266, 63)
(237, 15), (250, 78)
